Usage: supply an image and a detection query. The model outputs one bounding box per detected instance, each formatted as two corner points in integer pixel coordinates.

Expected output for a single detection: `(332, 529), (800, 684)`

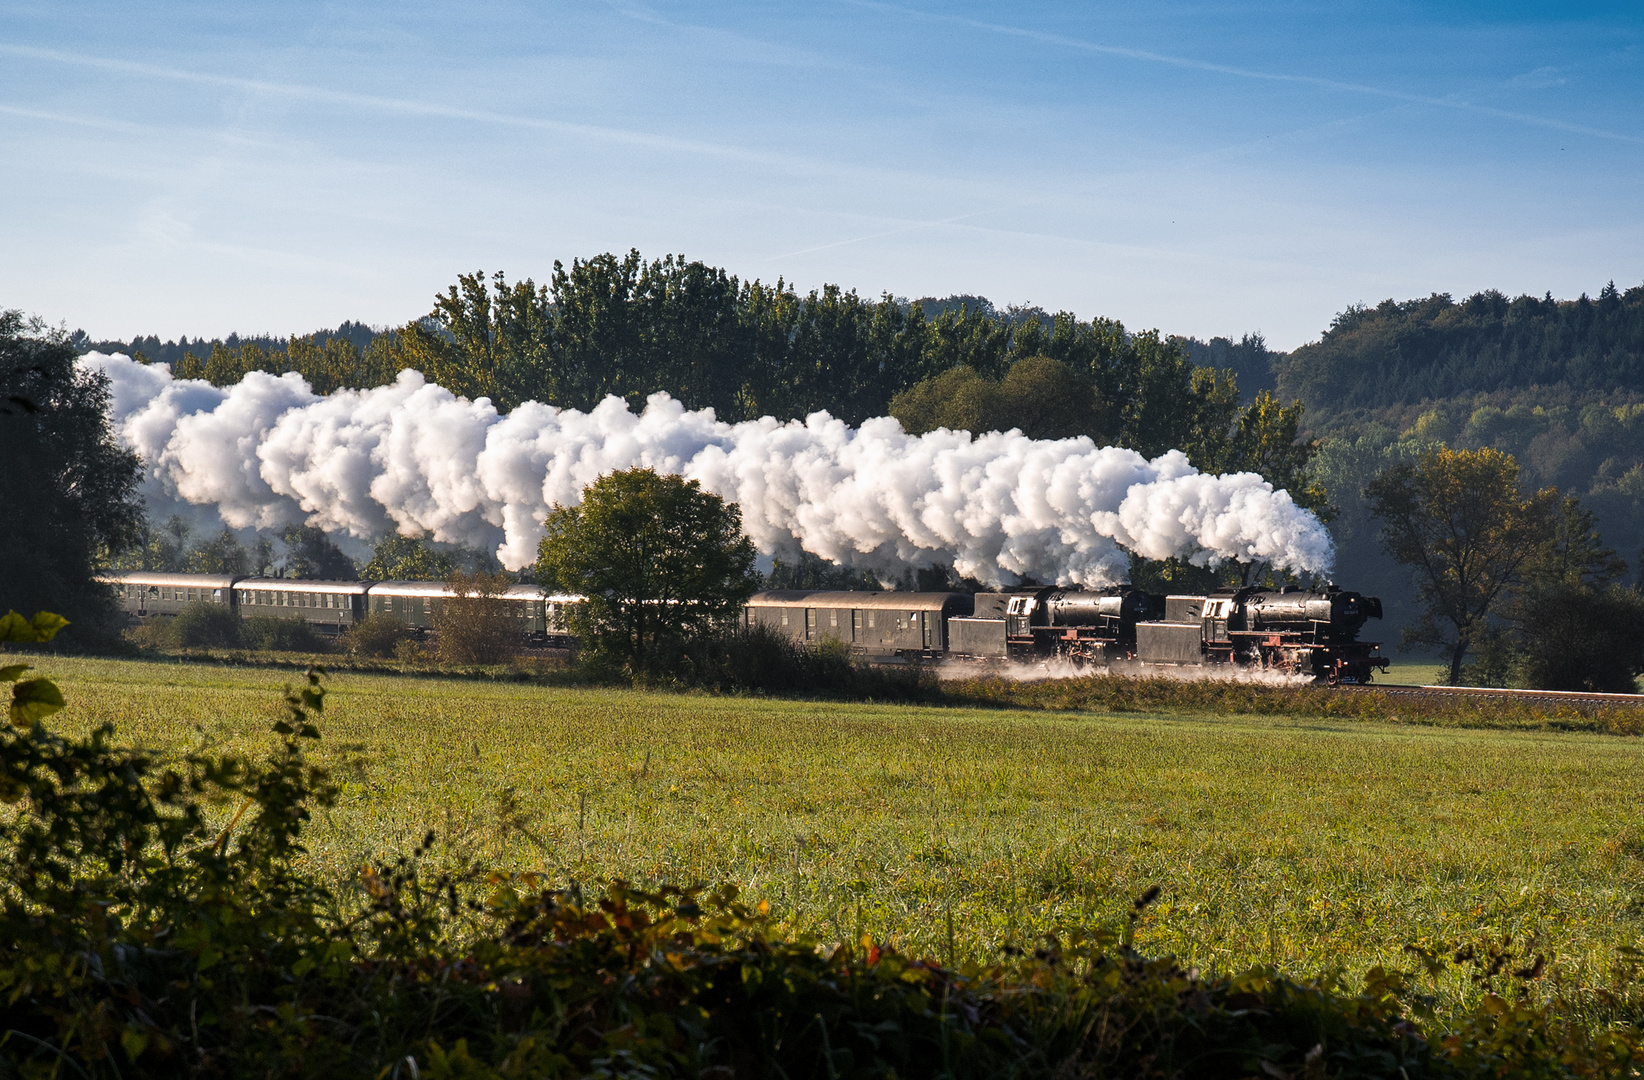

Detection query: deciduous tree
(534, 468), (759, 671)
(360, 535), (456, 582)
(1366, 446), (1558, 684)
(1510, 495), (1644, 691)
(0, 311), (143, 644)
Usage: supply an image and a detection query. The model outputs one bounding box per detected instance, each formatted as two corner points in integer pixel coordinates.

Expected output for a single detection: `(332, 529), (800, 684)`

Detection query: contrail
(843, 1), (1644, 148)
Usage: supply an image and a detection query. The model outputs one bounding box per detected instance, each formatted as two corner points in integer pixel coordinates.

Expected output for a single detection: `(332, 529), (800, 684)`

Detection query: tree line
(1277, 282), (1644, 419)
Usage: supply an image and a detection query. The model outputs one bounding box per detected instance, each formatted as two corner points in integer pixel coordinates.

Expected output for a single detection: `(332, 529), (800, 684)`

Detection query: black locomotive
(1132, 586), (1387, 684)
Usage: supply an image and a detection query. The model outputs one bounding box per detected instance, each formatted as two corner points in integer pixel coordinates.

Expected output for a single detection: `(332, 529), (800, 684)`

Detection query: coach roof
(234, 578), (371, 595)
(99, 571), (240, 589)
(747, 590), (972, 612)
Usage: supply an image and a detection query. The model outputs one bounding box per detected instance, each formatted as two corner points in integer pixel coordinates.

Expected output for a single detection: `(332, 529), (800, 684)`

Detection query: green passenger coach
(102, 572), (239, 618)
(233, 578), (370, 634)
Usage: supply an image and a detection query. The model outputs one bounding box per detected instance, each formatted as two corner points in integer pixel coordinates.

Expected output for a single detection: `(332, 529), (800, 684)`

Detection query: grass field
(37, 655), (1644, 1019)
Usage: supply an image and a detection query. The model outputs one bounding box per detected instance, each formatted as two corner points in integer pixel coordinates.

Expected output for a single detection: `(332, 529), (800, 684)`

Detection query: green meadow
(40, 655), (1644, 1017)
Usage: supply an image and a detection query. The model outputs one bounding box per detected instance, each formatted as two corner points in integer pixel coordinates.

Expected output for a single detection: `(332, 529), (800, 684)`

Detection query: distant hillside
(1179, 333), (1277, 403)
(75, 321), (381, 370)
(1277, 284), (1644, 420)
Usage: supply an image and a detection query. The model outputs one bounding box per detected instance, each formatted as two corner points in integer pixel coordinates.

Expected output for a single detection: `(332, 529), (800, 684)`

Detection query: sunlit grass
(1382, 660), (1447, 685)
(40, 654), (1644, 1018)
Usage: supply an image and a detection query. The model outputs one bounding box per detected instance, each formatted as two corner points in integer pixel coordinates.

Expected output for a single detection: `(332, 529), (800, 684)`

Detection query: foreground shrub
(169, 598), (242, 648)
(434, 570), (517, 664)
(240, 613), (327, 652)
(341, 611), (412, 657)
(5, 624), (1644, 1078)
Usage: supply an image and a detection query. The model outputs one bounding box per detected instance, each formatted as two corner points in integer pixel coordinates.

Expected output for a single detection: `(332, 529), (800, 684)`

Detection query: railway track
(1343, 682), (1644, 709)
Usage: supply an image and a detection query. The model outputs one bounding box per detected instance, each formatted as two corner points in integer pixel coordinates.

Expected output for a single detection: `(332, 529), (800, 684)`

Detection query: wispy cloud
(842, 1), (1643, 147)
(1510, 66), (1567, 89)
(0, 41), (921, 178)
(0, 101), (155, 135)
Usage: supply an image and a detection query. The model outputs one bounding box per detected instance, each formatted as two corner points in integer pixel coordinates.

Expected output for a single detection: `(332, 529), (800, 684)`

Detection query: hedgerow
(5, 609), (1644, 1078)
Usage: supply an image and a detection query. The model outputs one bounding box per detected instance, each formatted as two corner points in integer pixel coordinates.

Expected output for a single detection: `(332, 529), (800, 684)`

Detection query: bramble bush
(5, 608), (1644, 1078)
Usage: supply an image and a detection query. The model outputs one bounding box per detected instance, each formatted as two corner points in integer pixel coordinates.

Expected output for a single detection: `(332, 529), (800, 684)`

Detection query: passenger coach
(105, 572), (238, 617)
(233, 578), (371, 634)
(744, 590), (974, 657)
(99, 571), (580, 646)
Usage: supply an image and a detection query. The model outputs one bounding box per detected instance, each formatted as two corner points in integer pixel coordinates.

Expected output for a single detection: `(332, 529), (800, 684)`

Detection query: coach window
(866, 610), (875, 629)
(780, 610), (788, 627)
(829, 610), (838, 629)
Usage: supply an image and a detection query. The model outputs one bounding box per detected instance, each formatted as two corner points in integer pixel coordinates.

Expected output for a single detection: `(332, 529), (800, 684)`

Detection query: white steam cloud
(81, 354), (1334, 586)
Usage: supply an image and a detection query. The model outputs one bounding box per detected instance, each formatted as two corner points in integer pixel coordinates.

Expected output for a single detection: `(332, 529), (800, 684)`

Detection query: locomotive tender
(103, 571), (1388, 683)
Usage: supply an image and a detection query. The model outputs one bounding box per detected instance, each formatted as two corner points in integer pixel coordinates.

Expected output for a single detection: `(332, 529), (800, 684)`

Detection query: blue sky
(3, 1), (1641, 349)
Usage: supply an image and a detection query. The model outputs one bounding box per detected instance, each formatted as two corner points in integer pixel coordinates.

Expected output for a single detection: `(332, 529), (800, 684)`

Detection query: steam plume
(81, 355), (1334, 586)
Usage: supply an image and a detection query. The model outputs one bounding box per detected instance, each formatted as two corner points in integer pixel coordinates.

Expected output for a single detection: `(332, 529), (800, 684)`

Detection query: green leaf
(29, 611), (69, 641)
(11, 678), (65, 727)
(0, 664), (31, 683)
(0, 610), (68, 643)
(120, 1028), (150, 1062)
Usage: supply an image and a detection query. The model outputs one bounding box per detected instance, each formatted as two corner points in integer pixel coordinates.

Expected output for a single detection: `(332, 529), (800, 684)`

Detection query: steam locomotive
(102, 571), (1389, 684)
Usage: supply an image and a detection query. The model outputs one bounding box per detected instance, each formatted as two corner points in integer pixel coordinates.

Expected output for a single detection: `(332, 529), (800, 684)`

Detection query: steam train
(102, 571), (1388, 684)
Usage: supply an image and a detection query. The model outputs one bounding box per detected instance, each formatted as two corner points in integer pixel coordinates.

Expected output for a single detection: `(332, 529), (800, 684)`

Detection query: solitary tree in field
(534, 468), (760, 671)
(1366, 446), (1557, 685)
